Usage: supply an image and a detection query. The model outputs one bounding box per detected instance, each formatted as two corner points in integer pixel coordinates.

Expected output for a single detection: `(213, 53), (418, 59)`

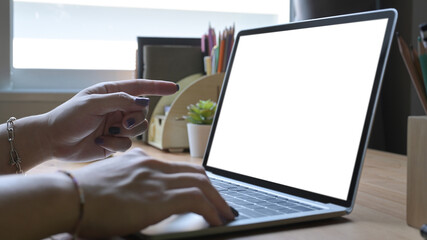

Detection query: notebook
(137, 9), (397, 239)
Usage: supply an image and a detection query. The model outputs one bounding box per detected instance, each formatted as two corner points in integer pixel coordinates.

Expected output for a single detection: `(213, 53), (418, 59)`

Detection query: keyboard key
(247, 192), (271, 199)
(270, 198), (288, 203)
(279, 203), (298, 208)
(239, 203), (257, 208)
(266, 204), (289, 210)
(238, 208), (267, 218)
(239, 196), (263, 203)
(230, 192), (248, 199)
(273, 200), (291, 205)
(227, 198), (248, 205)
(275, 207), (298, 214)
(253, 208), (282, 216)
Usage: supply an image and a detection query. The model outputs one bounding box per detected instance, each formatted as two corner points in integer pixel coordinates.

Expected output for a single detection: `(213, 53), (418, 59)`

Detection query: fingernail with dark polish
(176, 84), (180, 91)
(135, 97), (150, 106)
(95, 137), (104, 145)
(230, 206), (239, 217)
(109, 126), (121, 135)
(126, 118), (136, 128)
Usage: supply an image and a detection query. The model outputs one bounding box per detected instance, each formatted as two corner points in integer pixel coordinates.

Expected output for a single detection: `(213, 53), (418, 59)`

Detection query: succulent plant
(186, 99), (217, 125)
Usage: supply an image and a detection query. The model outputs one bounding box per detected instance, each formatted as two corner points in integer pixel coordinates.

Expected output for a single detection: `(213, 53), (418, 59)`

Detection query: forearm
(0, 173), (78, 239)
(0, 114), (52, 174)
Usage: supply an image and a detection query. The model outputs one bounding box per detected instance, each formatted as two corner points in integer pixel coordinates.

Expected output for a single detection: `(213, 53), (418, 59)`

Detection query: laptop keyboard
(211, 178), (322, 220)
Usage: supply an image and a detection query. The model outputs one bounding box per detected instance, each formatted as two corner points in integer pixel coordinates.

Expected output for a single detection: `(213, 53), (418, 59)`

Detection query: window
(1, 0), (290, 91)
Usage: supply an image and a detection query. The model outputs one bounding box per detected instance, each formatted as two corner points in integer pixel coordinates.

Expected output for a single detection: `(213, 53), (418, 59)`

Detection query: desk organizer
(407, 116), (427, 228)
(148, 73), (225, 152)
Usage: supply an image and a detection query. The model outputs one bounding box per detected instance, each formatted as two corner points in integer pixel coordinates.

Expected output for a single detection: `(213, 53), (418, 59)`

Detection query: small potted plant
(186, 99), (217, 157)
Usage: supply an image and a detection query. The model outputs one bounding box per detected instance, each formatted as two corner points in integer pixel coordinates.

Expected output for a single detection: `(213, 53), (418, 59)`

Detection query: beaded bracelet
(7, 117), (24, 174)
(58, 170), (85, 240)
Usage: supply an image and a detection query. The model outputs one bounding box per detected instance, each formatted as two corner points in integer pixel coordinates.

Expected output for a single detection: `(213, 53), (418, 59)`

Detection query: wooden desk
(30, 143), (421, 240)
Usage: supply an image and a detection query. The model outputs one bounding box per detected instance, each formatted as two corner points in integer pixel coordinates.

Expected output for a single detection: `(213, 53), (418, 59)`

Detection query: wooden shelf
(148, 73), (225, 151)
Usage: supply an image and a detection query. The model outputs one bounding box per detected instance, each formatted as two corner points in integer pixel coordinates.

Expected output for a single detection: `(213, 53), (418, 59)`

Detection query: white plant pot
(187, 123), (212, 158)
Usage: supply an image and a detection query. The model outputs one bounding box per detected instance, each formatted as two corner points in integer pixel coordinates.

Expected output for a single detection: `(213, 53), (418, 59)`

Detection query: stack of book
(201, 24), (235, 75)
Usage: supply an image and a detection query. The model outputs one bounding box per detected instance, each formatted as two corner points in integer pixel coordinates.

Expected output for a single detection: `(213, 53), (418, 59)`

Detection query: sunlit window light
(13, 0), (289, 70)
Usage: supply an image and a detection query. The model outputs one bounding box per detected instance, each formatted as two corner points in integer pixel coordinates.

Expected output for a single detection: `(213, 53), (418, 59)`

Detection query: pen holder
(407, 116), (427, 228)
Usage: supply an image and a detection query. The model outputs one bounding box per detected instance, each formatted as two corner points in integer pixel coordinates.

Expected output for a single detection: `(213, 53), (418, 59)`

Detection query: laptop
(137, 9), (397, 239)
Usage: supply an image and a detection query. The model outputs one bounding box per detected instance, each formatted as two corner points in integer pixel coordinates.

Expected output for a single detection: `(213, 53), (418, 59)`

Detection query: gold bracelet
(7, 117), (24, 174)
(58, 170), (85, 240)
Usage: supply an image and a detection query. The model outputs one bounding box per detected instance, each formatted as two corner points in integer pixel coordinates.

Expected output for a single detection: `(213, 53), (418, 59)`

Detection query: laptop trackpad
(141, 213), (209, 235)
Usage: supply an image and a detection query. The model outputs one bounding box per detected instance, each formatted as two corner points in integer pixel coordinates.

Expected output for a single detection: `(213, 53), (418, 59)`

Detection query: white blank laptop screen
(207, 19), (388, 200)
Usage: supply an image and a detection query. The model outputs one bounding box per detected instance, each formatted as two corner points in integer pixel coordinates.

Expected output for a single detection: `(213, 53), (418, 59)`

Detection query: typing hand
(72, 148), (235, 238)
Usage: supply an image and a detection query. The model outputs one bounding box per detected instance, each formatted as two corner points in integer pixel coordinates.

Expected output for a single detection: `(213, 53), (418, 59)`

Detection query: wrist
(40, 172), (81, 235)
(0, 173), (79, 239)
(58, 170), (85, 238)
(0, 114), (52, 174)
(16, 114), (53, 166)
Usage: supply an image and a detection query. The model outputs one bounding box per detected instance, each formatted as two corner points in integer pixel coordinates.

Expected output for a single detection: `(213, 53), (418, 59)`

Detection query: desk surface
(30, 143), (421, 240)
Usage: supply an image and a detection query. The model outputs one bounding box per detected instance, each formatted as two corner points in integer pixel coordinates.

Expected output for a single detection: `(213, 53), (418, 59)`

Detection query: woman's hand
(73, 148), (235, 238)
(0, 148), (234, 240)
(45, 79), (178, 161)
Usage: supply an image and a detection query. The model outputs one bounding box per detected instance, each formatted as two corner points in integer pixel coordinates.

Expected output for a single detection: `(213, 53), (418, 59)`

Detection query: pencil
(208, 24), (213, 56)
(204, 56), (212, 75)
(218, 32), (225, 73)
(396, 32), (427, 114)
(211, 46), (215, 73)
(223, 28), (230, 72)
